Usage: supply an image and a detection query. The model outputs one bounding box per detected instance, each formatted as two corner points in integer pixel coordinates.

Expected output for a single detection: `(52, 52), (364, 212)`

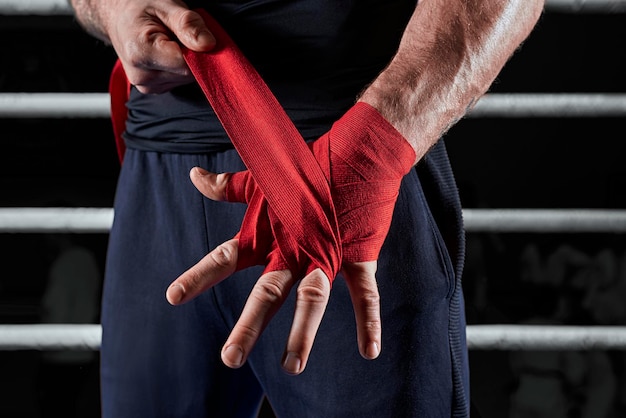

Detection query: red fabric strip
(108, 10), (416, 282)
(182, 10), (341, 280)
(108, 60), (130, 163)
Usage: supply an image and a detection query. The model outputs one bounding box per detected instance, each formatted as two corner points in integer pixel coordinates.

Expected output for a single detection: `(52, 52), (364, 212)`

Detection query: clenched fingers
(155, 7), (216, 52)
(111, 5), (216, 94)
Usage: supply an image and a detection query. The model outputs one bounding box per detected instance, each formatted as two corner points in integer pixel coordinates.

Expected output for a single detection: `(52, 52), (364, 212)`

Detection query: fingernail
(223, 345), (244, 368)
(166, 283), (185, 305)
(197, 29), (216, 50)
(366, 342), (380, 359)
(282, 352), (301, 375)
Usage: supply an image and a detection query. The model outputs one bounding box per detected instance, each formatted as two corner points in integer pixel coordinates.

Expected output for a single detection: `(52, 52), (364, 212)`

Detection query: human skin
(70, 0), (545, 375)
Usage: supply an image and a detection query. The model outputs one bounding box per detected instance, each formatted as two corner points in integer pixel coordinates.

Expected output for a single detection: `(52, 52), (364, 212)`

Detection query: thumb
(190, 166), (253, 204)
(190, 167), (232, 201)
(162, 7), (216, 52)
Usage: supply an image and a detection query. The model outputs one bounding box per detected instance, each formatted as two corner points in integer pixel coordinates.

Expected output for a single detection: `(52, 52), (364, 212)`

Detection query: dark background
(1, 7), (625, 418)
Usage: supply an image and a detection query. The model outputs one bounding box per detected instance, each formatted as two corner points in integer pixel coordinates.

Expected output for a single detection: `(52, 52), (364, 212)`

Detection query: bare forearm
(359, 0), (545, 162)
(68, 0), (113, 43)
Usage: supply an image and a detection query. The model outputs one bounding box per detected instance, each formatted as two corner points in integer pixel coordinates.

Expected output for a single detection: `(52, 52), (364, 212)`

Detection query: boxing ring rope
(463, 209), (626, 233)
(545, 0), (626, 12)
(0, 324), (102, 351)
(1, 0), (625, 352)
(0, 207), (113, 233)
(0, 0), (625, 14)
(2, 93), (626, 118)
(0, 207), (626, 351)
(4, 324), (626, 351)
(1, 207), (626, 234)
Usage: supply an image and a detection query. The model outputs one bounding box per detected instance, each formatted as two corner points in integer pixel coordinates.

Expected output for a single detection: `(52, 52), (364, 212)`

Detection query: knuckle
(234, 322), (261, 341)
(358, 289), (380, 307)
(167, 8), (206, 44)
(181, 267), (205, 291)
(123, 32), (152, 66)
(362, 318), (382, 334)
(296, 282), (329, 305)
(209, 242), (236, 269)
(251, 276), (287, 305)
(171, 8), (196, 30)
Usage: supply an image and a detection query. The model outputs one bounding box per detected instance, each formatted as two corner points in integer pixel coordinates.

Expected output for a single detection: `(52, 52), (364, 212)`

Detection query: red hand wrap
(109, 9), (416, 282)
(109, 60), (131, 162)
(184, 10), (342, 280)
(311, 103), (416, 263)
(226, 103), (415, 269)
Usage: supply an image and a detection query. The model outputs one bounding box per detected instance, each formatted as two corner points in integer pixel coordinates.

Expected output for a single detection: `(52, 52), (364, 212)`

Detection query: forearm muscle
(360, 0), (545, 162)
(68, 0), (113, 43)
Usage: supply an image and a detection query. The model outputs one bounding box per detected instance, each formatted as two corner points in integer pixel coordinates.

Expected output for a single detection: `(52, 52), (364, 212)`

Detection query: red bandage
(110, 9), (415, 282)
(185, 10), (416, 279)
(225, 103), (415, 268)
(184, 10), (343, 280)
(109, 60), (131, 162)
(310, 103), (416, 263)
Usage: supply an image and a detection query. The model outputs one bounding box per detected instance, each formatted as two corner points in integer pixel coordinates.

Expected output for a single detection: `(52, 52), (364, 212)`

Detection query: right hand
(100, 0), (216, 93)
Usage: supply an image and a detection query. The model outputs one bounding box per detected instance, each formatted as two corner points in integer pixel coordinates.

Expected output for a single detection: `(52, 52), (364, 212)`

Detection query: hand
(100, 0), (216, 93)
(166, 103), (415, 375)
(167, 168), (382, 375)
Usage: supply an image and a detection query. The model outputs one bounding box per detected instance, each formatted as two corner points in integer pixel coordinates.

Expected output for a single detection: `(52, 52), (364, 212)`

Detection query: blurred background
(0, 2), (625, 417)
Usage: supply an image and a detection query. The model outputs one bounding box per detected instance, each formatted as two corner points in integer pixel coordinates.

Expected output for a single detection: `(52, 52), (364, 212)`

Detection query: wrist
(318, 102), (416, 263)
(332, 102), (416, 177)
(70, 0), (114, 44)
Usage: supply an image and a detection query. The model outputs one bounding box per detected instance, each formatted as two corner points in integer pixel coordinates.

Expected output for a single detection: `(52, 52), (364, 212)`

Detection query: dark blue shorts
(100, 147), (469, 417)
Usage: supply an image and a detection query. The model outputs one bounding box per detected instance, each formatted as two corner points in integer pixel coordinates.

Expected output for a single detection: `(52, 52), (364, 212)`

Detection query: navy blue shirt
(123, 0), (417, 152)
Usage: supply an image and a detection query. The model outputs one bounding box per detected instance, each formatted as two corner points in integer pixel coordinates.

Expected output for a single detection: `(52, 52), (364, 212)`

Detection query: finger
(282, 268), (331, 375)
(342, 261), (381, 360)
(190, 167), (232, 201)
(121, 35), (194, 94)
(166, 238), (239, 305)
(156, 7), (216, 52)
(221, 269), (295, 369)
(190, 166), (250, 203)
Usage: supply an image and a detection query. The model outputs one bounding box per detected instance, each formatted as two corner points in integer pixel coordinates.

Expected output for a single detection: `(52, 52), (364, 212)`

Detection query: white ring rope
(463, 209), (626, 233)
(544, 0), (626, 12)
(0, 324), (102, 350)
(0, 93), (109, 118)
(0, 0), (70, 15)
(0, 208), (113, 233)
(468, 94), (626, 118)
(1, 0), (624, 14)
(3, 324), (626, 351)
(2, 93), (625, 119)
(1, 208), (625, 233)
(467, 325), (626, 350)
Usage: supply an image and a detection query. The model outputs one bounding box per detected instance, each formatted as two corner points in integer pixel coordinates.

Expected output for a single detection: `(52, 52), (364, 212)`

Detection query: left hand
(166, 103), (414, 374)
(167, 168), (382, 375)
